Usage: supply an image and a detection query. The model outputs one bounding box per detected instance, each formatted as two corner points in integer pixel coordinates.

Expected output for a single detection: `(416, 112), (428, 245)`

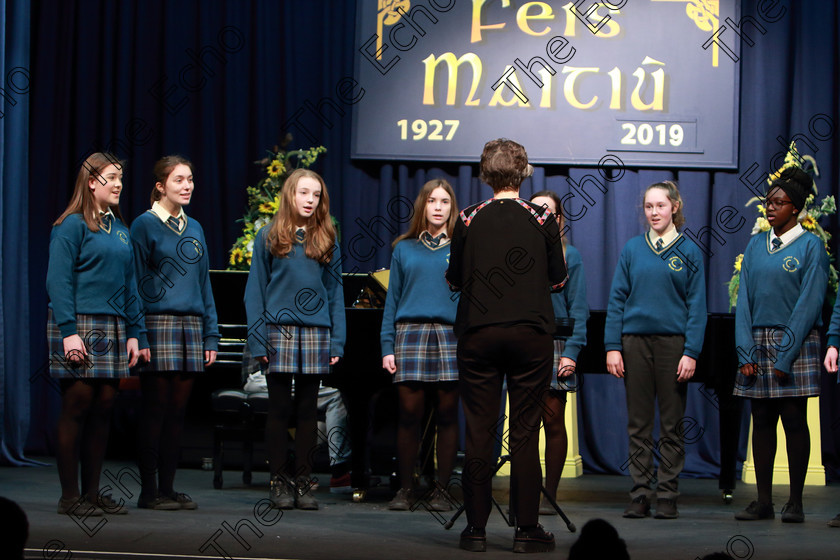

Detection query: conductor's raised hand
(606, 350), (625, 378)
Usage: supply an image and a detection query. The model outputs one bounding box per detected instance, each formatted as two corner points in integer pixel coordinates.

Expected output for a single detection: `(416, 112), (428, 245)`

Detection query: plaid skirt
(266, 324), (330, 375)
(47, 309), (129, 379)
(733, 327), (821, 398)
(393, 322), (458, 384)
(141, 314), (205, 373)
(550, 340), (578, 392)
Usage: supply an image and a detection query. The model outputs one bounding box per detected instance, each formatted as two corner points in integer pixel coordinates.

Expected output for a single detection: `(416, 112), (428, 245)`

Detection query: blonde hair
(265, 168), (336, 262)
(392, 179), (458, 247)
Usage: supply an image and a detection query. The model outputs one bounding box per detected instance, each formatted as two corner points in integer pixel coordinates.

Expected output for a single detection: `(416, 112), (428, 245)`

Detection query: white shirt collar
(151, 200), (186, 224)
(648, 223), (678, 247)
(770, 223), (804, 248)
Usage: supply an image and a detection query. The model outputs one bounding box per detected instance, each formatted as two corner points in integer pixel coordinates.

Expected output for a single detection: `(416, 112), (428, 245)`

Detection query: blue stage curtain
(24, 0), (840, 481)
(0, 0), (39, 466)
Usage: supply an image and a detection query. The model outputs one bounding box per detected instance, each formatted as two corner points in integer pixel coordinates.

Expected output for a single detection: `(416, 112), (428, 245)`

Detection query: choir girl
(47, 153), (148, 515)
(380, 179), (460, 512)
(605, 180), (706, 520)
(244, 168), (346, 510)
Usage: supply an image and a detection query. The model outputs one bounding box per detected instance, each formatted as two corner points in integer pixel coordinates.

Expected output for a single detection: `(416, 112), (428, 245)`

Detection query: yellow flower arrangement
(228, 137), (334, 270)
(728, 141), (837, 309)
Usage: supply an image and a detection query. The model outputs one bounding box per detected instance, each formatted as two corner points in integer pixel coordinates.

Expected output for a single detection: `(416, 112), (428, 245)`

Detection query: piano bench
(210, 389), (269, 489)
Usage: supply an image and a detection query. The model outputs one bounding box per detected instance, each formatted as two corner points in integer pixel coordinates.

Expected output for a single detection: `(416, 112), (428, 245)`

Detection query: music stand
(443, 454), (576, 533)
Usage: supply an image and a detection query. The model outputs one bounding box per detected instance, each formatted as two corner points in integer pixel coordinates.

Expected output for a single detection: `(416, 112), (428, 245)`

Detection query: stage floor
(4, 459), (839, 559)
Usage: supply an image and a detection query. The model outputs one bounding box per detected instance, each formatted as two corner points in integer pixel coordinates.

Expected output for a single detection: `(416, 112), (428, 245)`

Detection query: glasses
(764, 197), (793, 210)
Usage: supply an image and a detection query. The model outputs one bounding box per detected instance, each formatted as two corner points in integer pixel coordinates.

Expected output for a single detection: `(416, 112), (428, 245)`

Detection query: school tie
(100, 213), (112, 232)
(772, 238), (783, 251)
(295, 228), (306, 243)
(655, 238), (663, 251)
(420, 231), (446, 249)
(168, 216), (181, 232)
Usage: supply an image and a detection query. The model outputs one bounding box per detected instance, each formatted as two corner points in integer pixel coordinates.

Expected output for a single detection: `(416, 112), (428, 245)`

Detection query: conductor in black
(446, 139), (568, 553)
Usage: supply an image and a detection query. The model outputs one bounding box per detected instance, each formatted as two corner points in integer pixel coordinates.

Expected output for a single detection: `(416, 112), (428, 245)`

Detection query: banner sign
(352, 0), (741, 169)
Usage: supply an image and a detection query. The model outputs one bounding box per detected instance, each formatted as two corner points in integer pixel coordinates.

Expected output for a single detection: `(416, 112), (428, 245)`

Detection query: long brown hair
(151, 155), (193, 206)
(392, 179), (458, 247)
(266, 168), (336, 262)
(54, 152), (126, 232)
(644, 180), (685, 230)
(531, 190), (566, 248)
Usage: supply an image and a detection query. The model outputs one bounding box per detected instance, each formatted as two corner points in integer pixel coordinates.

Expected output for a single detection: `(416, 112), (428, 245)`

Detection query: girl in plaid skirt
(733, 168), (828, 523)
(381, 179), (460, 512)
(131, 156), (220, 510)
(46, 153), (149, 516)
(529, 191), (589, 516)
(245, 169), (346, 511)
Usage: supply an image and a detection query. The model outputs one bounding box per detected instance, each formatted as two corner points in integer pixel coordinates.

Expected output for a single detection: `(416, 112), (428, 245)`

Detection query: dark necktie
(168, 216), (181, 232)
(772, 238), (782, 250)
(655, 238), (663, 250)
(100, 213), (112, 232)
(421, 231), (446, 249)
(295, 228), (306, 243)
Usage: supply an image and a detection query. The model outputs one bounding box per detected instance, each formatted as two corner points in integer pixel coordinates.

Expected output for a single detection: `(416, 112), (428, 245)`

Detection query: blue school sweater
(380, 237), (459, 356)
(46, 213), (147, 342)
(244, 226), (346, 359)
(735, 230), (828, 373)
(827, 296), (840, 348)
(604, 233), (707, 359)
(552, 244), (589, 361)
(130, 211), (220, 351)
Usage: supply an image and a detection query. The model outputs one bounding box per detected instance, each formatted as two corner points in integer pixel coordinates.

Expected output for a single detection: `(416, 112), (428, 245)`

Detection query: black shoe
(97, 493), (129, 514)
(295, 476), (319, 510)
(654, 498), (679, 519)
(137, 494), (181, 510)
(388, 487), (413, 511)
(513, 524), (555, 553)
(57, 495), (103, 516)
(734, 500), (774, 520)
(269, 475), (295, 510)
(170, 492), (198, 510)
(459, 525), (487, 552)
(623, 495), (651, 518)
(781, 502), (804, 523)
(828, 513), (840, 528)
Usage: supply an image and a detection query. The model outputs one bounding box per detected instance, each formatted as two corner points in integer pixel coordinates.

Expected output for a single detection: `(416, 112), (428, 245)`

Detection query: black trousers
(457, 325), (553, 528)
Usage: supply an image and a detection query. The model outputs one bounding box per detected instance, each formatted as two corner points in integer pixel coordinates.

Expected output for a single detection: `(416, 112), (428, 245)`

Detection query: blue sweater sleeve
(560, 247), (589, 361)
(380, 246), (403, 357)
(46, 218), (84, 338)
(197, 226), (221, 352)
(682, 244), (707, 359)
(774, 241), (828, 372)
(244, 228), (271, 359)
(130, 219), (151, 348)
(827, 294), (840, 348)
(604, 246), (631, 352)
(735, 241), (755, 367)
(324, 244), (346, 357)
(123, 235), (147, 345)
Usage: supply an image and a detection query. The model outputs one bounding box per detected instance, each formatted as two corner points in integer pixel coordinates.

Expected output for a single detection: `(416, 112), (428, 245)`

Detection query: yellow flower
(267, 159), (285, 178)
(230, 248), (244, 265)
(734, 254), (743, 272)
(756, 217), (770, 232)
(756, 204), (766, 216)
(801, 214), (817, 231)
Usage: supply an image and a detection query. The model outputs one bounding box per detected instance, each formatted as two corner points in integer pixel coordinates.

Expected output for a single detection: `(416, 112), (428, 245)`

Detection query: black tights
(138, 372), (195, 499)
(396, 382), (459, 490)
(57, 379), (119, 500)
(266, 373), (322, 479)
(750, 397), (810, 506)
(541, 390), (568, 498)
